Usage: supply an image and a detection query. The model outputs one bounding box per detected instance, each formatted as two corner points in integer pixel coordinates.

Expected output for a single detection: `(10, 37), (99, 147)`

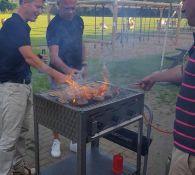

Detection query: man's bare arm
(19, 46), (67, 83)
(139, 65), (183, 91)
(49, 45), (78, 74)
(151, 65), (183, 83)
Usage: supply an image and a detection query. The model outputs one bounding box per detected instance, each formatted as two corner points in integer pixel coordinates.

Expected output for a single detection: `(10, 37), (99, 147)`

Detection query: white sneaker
(69, 141), (77, 153)
(51, 139), (61, 158)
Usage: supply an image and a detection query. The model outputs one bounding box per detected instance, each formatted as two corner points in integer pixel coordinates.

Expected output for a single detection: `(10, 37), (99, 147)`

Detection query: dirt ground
(85, 33), (193, 61)
(143, 90), (175, 175)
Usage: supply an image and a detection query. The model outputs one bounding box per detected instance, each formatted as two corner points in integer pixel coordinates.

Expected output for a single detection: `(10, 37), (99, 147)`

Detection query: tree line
(0, 0), (17, 12)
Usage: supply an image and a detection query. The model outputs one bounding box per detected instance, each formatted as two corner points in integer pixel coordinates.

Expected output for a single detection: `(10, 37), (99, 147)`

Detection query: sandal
(11, 162), (35, 175)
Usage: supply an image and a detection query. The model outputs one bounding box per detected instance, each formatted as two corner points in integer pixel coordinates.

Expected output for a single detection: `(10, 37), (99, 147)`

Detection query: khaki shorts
(169, 147), (195, 175)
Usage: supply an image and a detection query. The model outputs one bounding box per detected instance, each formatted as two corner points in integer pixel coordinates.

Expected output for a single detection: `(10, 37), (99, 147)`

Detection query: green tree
(0, 0), (17, 12)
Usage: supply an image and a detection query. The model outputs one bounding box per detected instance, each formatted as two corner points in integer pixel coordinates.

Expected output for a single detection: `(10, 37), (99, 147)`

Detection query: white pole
(160, 3), (171, 70)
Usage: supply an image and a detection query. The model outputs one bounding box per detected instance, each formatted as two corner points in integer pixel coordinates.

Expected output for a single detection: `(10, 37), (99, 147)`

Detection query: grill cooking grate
(39, 83), (140, 111)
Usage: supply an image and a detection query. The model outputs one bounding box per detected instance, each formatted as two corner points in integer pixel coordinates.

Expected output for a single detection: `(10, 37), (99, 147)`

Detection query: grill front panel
(34, 84), (144, 141)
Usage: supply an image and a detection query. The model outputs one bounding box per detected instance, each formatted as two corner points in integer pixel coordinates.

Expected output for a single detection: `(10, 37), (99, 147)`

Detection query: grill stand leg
(136, 117), (143, 175)
(91, 121), (100, 148)
(91, 139), (100, 148)
(34, 119), (40, 175)
(77, 115), (87, 175)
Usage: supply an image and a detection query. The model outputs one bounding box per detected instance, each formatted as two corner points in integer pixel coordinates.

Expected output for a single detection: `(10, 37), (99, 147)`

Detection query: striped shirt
(174, 45), (195, 155)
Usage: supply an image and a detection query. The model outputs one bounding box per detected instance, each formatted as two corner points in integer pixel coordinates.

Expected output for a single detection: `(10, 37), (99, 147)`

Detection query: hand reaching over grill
(135, 80), (155, 91)
(54, 73), (72, 84)
(65, 67), (80, 75)
(135, 72), (159, 91)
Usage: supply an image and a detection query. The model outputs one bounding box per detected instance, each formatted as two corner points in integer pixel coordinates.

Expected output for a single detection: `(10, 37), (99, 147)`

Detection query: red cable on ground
(143, 113), (173, 135)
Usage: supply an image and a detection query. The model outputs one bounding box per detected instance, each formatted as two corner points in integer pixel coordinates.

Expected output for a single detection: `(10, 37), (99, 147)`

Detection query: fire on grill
(34, 77), (144, 141)
(48, 69), (119, 106)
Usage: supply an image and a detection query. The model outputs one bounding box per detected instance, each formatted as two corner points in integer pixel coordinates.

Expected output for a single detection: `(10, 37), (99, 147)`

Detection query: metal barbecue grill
(33, 82), (144, 175)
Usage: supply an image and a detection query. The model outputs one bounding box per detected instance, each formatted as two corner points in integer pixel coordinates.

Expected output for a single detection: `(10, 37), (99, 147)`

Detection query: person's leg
(12, 85), (35, 174)
(188, 154), (195, 174)
(69, 140), (77, 153)
(49, 76), (78, 155)
(51, 132), (61, 158)
(0, 83), (30, 175)
(49, 77), (62, 158)
(169, 147), (193, 175)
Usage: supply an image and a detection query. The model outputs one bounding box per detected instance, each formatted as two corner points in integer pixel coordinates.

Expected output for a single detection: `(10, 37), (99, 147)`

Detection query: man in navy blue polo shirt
(0, 0), (69, 174)
(46, 0), (87, 157)
(138, 0), (195, 174)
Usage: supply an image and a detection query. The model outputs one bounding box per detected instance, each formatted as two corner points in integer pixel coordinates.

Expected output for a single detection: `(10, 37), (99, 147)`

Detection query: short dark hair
(20, 0), (33, 5)
(19, 0), (45, 5)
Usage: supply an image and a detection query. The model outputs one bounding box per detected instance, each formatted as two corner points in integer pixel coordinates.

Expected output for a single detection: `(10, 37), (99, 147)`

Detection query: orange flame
(63, 72), (109, 104)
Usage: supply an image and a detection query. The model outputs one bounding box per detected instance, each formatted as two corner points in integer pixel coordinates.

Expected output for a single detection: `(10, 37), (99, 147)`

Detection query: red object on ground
(112, 154), (123, 174)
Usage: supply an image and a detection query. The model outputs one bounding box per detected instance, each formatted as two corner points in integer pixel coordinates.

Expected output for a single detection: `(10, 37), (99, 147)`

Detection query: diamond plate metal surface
(34, 96), (79, 141)
(33, 84), (144, 142)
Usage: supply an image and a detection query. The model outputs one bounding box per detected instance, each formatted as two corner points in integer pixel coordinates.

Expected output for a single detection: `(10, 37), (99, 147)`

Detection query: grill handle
(91, 115), (142, 140)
